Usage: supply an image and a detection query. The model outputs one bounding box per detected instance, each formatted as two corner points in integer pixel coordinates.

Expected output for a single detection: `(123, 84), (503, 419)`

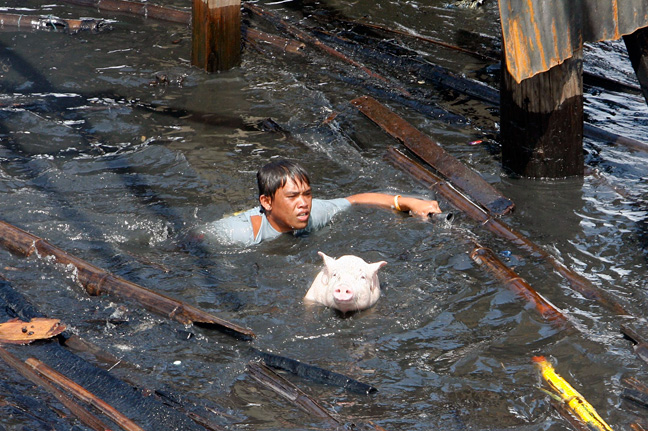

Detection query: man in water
(205, 159), (442, 246)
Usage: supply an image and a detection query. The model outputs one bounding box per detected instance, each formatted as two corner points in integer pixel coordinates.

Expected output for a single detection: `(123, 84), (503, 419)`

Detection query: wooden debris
(0, 12), (108, 33)
(26, 357), (145, 431)
(352, 95), (514, 215)
(0, 346), (110, 431)
(243, 26), (305, 54)
(254, 348), (378, 395)
(0, 219), (255, 339)
(621, 321), (648, 365)
(624, 26), (648, 106)
(61, 334), (228, 430)
(247, 361), (341, 427)
(385, 146), (632, 316)
(0, 317), (66, 345)
(470, 245), (568, 324)
(60, 0), (191, 25)
(332, 16), (496, 61)
(549, 398), (595, 431)
(243, 2), (411, 97)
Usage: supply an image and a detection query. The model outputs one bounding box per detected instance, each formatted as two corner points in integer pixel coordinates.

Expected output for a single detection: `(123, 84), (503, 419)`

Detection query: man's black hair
(257, 159), (310, 200)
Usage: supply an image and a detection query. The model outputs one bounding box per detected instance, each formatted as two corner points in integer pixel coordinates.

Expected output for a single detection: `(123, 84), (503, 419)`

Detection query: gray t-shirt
(203, 198), (351, 247)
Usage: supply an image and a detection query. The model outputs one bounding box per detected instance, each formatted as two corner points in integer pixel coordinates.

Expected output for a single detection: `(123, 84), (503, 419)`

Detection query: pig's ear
(318, 251), (336, 266)
(369, 261), (387, 275)
(318, 251), (334, 285)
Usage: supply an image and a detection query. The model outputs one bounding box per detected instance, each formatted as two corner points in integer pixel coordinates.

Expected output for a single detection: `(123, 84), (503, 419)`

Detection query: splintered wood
(0, 318), (66, 345)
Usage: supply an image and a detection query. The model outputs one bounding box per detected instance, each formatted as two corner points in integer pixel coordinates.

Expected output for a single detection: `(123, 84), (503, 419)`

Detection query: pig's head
(315, 251), (387, 314)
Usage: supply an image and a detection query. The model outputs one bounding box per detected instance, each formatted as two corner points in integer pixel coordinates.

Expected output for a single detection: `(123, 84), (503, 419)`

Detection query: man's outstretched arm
(345, 193), (441, 217)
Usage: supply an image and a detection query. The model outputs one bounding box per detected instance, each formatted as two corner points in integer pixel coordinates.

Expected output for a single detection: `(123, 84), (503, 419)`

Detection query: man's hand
(399, 196), (441, 217)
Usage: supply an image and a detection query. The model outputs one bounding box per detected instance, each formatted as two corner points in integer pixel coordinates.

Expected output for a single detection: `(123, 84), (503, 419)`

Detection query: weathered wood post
(497, 0), (648, 179)
(192, 0), (241, 72)
(623, 26), (648, 107)
(500, 51), (584, 178)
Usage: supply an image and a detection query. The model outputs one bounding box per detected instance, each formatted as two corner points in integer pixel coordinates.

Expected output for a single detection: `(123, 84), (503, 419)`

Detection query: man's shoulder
(312, 197), (351, 209)
(203, 208), (259, 246)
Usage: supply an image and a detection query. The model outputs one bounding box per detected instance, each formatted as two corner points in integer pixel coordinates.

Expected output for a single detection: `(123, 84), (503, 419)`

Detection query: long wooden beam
(352, 95), (514, 216)
(60, 0), (191, 24)
(26, 357), (145, 431)
(385, 146), (631, 316)
(0, 347), (110, 431)
(0, 219), (255, 339)
(470, 245), (568, 324)
(247, 362), (340, 426)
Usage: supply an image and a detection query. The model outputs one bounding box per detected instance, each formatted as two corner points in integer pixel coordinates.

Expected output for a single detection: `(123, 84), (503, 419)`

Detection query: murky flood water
(1, 0), (648, 430)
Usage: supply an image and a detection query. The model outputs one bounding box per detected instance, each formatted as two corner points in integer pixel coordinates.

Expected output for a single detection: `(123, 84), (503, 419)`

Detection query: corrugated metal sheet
(499, 0), (648, 82)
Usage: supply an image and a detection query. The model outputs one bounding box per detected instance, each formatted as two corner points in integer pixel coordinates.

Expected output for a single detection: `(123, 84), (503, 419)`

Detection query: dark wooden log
(253, 348), (377, 395)
(62, 334), (123, 369)
(385, 146), (631, 316)
(624, 26), (648, 107)
(549, 399), (592, 431)
(351, 95), (514, 216)
(26, 357), (144, 431)
(470, 246), (568, 323)
(60, 0), (191, 25)
(192, 0), (241, 72)
(621, 321), (648, 365)
(0, 347), (110, 431)
(500, 50), (584, 178)
(247, 361), (341, 426)
(0, 12), (107, 32)
(0, 219), (255, 339)
(243, 26), (305, 54)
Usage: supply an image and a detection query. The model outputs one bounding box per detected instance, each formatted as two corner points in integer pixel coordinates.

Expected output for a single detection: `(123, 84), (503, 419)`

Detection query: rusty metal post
(500, 49), (584, 178)
(623, 26), (648, 107)
(192, 0), (241, 72)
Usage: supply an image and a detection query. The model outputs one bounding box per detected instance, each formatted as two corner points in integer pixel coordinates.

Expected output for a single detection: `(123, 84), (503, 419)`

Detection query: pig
(304, 251), (387, 314)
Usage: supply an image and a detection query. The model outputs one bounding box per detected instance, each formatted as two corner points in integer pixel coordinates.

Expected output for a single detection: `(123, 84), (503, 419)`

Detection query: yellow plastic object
(533, 356), (613, 431)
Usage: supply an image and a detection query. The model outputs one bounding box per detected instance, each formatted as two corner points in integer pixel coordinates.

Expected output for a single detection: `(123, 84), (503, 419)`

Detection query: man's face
(261, 177), (312, 232)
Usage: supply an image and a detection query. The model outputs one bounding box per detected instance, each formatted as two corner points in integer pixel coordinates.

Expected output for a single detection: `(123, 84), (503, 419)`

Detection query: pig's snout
(333, 286), (354, 303)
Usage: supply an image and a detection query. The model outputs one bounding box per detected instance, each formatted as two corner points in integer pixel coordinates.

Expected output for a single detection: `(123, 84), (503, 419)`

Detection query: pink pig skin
(304, 251), (387, 313)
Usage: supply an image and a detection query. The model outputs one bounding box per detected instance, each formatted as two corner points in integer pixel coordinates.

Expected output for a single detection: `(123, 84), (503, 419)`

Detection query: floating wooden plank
(0, 12), (108, 33)
(243, 27), (305, 54)
(0, 347), (110, 431)
(352, 95), (514, 216)
(470, 246), (568, 324)
(385, 146), (631, 316)
(26, 357), (145, 431)
(621, 321), (648, 364)
(60, 0), (191, 25)
(623, 377), (648, 411)
(254, 349), (377, 395)
(247, 361), (341, 426)
(0, 219), (255, 339)
(0, 317), (65, 345)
